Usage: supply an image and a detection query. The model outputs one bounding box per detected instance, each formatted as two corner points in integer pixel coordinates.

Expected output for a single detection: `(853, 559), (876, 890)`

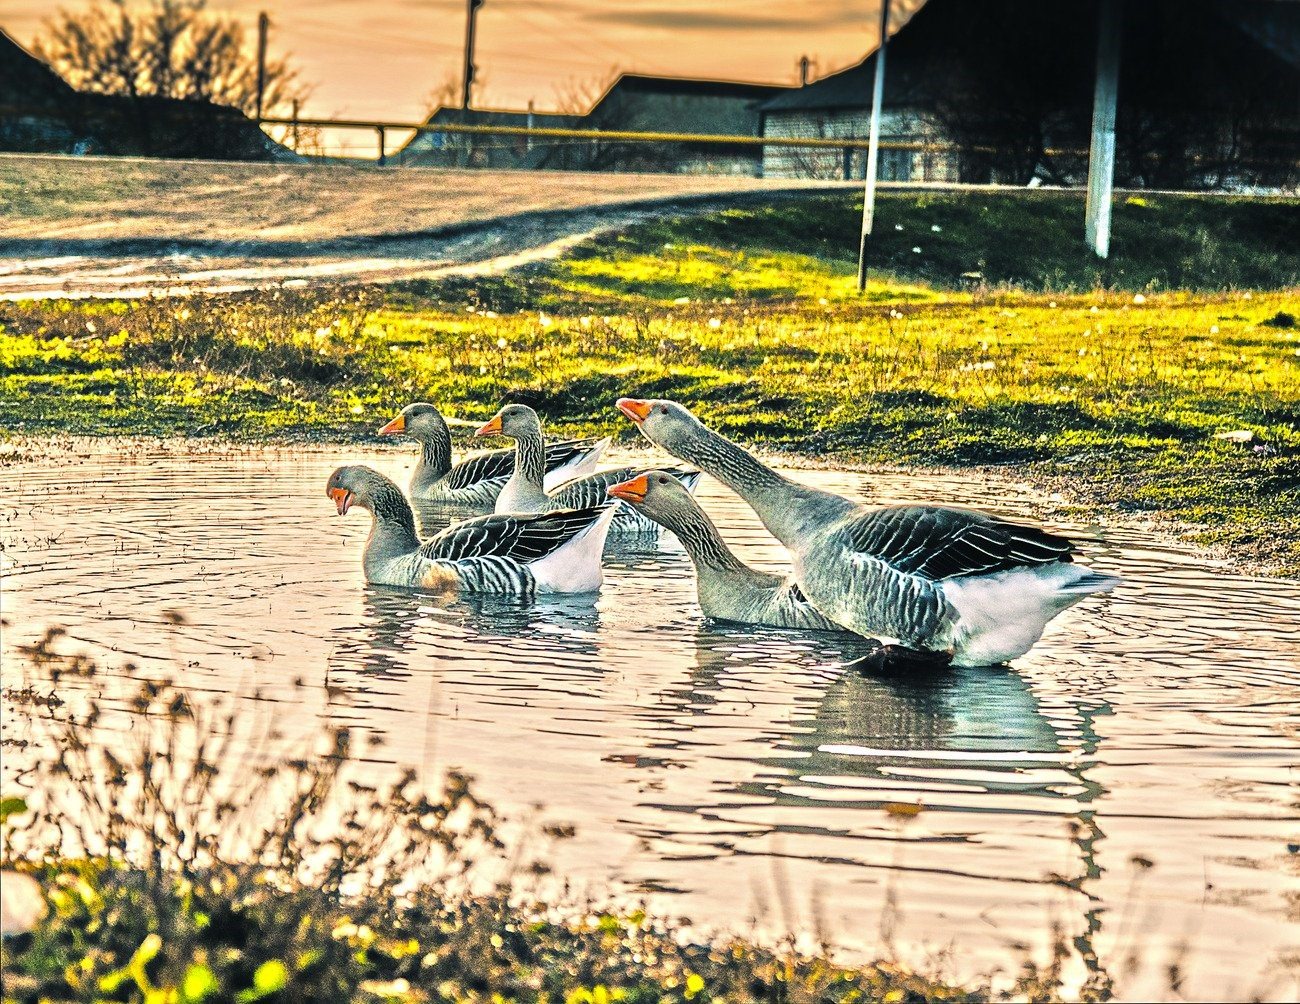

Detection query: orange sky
(4, 0), (923, 154)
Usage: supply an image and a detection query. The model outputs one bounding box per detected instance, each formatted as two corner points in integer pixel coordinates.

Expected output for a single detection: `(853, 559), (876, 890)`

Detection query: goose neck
(513, 428), (547, 493)
(363, 483), (421, 567)
(415, 422), (452, 480)
(664, 506), (748, 576)
(673, 428), (852, 546)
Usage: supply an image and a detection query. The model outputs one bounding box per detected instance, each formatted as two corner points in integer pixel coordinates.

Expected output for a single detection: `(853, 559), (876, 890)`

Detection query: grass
(2, 629), (1023, 1003)
(1, 191), (1298, 572)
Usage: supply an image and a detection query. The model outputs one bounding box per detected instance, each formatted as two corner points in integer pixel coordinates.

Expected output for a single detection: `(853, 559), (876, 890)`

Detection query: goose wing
(419, 506), (609, 562)
(839, 505), (1075, 581)
(444, 439), (605, 491)
(445, 447), (515, 490)
(543, 437), (606, 470)
(551, 466), (700, 509)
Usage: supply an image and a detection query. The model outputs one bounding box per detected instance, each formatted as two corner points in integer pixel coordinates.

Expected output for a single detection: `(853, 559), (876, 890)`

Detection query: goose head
(474, 403), (541, 441)
(377, 402), (447, 441)
(616, 398), (705, 452)
(326, 465), (396, 517)
(607, 470), (696, 524)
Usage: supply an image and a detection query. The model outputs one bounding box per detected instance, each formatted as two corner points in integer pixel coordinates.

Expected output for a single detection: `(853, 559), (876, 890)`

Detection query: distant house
(579, 73), (789, 175)
(0, 28), (296, 161)
(399, 73), (790, 175)
(398, 107), (582, 169)
(759, 0), (1300, 189)
(0, 29), (82, 152)
(758, 58), (956, 182)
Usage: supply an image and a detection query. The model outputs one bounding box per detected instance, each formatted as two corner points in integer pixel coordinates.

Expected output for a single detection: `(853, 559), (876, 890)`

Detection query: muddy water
(2, 442), (1297, 1000)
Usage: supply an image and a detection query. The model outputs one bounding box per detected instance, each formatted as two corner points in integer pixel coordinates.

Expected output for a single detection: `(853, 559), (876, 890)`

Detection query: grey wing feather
(841, 506), (1075, 581)
(444, 438), (602, 491)
(420, 506), (607, 562)
(543, 438), (604, 469)
(550, 466), (700, 510)
(445, 449), (515, 490)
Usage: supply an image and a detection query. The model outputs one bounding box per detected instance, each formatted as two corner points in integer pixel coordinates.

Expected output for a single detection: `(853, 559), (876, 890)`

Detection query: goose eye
(657, 477), (668, 484)
(659, 406), (668, 414)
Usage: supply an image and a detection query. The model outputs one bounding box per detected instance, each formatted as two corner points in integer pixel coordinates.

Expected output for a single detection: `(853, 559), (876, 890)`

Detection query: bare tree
(36, 0), (309, 117)
(423, 71), (463, 116)
(550, 73), (609, 115)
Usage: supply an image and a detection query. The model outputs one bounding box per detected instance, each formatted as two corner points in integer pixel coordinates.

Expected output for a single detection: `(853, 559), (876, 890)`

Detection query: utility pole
(291, 97), (299, 151)
(255, 11), (269, 121)
(462, 0), (484, 109)
(856, 0), (890, 293)
(799, 55), (811, 87)
(1085, 0), (1123, 258)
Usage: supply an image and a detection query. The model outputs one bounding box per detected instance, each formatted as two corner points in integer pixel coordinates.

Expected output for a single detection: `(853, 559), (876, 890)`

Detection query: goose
(607, 471), (840, 632)
(378, 402), (607, 505)
(326, 465), (615, 595)
(475, 403), (701, 532)
(615, 399), (1121, 667)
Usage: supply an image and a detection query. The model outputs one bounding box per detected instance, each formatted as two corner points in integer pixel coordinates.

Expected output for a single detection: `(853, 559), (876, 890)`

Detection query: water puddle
(2, 441), (1297, 998)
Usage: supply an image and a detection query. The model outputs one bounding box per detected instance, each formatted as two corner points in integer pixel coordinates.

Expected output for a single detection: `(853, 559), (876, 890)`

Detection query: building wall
(761, 107), (960, 181)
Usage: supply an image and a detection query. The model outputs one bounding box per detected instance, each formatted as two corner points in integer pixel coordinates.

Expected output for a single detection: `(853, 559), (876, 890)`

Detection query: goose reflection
(326, 583), (603, 689)
(677, 624), (1063, 759)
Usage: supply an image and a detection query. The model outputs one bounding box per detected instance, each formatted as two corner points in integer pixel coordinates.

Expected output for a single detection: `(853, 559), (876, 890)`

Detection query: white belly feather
(940, 563), (1120, 666)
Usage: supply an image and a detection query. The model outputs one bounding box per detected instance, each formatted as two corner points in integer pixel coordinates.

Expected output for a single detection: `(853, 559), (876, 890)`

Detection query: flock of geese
(327, 397), (1120, 668)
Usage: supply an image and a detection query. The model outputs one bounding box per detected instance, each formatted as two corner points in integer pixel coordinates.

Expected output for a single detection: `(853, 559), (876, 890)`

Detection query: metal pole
(255, 12), (269, 121)
(291, 98), (299, 151)
(462, 0), (483, 110)
(856, 0), (890, 292)
(376, 126), (386, 166)
(1085, 0), (1122, 258)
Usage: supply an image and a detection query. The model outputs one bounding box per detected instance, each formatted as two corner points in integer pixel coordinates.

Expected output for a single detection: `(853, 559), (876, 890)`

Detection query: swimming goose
(327, 465), (615, 594)
(475, 404), (701, 531)
(616, 399), (1121, 667)
(378, 402), (607, 505)
(607, 471), (839, 631)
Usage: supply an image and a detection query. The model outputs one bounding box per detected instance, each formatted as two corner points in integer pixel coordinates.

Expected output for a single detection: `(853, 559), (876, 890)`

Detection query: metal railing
(255, 114), (987, 167)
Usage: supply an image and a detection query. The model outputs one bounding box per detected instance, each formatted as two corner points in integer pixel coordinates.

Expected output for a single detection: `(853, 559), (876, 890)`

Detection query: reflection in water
(3, 444), (1298, 1000)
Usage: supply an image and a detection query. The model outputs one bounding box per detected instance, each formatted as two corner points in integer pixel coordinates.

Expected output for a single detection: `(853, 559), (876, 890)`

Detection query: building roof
(424, 106), (579, 128)
(760, 0), (1300, 116)
(756, 57), (900, 114)
(593, 72), (791, 104)
(0, 29), (76, 107)
(584, 72), (791, 138)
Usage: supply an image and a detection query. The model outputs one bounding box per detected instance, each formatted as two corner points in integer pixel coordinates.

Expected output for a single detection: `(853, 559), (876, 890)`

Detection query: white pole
(856, 0), (890, 292)
(1085, 0), (1122, 258)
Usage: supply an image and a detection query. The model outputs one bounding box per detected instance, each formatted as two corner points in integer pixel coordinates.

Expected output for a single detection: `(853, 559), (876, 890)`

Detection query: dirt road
(0, 154), (846, 299)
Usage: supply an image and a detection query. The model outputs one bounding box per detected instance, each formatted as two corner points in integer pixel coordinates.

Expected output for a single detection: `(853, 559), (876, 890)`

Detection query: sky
(3, 0), (924, 155)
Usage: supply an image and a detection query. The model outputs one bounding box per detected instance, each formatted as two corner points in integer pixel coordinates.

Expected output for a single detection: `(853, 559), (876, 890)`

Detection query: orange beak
(475, 414), (503, 437)
(616, 398), (652, 424)
(377, 414), (405, 436)
(327, 487), (354, 515)
(607, 473), (649, 504)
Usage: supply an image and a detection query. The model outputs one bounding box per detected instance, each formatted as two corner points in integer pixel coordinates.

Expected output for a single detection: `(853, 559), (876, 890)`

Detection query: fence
(256, 114), (1008, 179)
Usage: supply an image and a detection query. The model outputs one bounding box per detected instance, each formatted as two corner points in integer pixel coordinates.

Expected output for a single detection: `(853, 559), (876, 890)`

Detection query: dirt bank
(0, 154), (847, 299)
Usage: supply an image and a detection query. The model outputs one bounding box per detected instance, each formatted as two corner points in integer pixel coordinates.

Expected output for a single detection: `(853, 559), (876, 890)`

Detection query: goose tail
(528, 504), (617, 594)
(1056, 568), (1123, 596)
(544, 436), (611, 489)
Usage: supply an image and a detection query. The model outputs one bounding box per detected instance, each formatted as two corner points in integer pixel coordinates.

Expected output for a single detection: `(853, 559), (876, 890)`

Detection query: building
(397, 107), (582, 169)
(0, 29), (82, 152)
(0, 29), (296, 161)
(579, 73), (789, 175)
(758, 58), (957, 182)
(398, 73), (790, 175)
(760, 0), (1300, 190)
